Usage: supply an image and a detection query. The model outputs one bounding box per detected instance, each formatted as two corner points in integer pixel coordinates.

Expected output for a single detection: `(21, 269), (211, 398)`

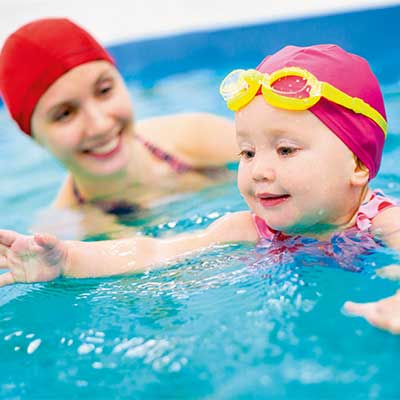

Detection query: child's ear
(350, 161), (369, 187)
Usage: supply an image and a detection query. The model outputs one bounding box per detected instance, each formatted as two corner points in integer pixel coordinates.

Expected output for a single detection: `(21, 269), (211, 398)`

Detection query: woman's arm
(0, 211), (257, 286)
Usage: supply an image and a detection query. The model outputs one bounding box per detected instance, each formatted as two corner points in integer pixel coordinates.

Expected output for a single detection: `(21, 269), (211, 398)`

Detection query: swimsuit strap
(253, 189), (397, 240)
(135, 135), (193, 173)
(72, 180), (85, 205)
(71, 135), (193, 212)
(72, 179), (138, 215)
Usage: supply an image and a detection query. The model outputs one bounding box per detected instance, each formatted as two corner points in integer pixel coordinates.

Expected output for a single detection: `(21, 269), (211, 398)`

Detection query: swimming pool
(1, 5), (400, 399)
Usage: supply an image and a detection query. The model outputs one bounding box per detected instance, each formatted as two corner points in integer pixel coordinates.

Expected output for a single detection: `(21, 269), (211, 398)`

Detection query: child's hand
(344, 290), (400, 334)
(0, 230), (68, 287)
(376, 264), (400, 280)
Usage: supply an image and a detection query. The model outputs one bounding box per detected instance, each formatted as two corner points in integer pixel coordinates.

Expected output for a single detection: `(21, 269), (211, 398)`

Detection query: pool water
(2, 9), (400, 400)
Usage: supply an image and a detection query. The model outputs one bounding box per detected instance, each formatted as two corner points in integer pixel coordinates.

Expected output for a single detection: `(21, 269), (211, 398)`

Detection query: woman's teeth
(89, 137), (119, 155)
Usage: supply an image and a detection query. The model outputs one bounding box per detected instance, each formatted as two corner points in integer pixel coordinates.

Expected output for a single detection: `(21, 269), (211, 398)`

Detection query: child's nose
(252, 157), (276, 182)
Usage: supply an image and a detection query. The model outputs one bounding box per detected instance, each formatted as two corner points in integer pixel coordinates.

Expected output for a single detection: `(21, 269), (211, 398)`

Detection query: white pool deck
(1, 0), (399, 47)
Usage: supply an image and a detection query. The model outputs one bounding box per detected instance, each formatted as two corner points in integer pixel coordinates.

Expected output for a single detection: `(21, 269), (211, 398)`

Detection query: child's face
(236, 96), (361, 236)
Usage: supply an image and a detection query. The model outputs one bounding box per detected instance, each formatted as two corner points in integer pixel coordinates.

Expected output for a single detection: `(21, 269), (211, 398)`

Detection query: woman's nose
(83, 102), (113, 137)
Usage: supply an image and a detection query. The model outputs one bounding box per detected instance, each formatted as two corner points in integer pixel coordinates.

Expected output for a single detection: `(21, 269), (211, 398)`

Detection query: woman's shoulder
(136, 112), (237, 166)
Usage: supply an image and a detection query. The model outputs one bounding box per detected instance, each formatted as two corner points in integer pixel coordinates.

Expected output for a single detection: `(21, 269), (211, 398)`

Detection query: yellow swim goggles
(219, 67), (387, 137)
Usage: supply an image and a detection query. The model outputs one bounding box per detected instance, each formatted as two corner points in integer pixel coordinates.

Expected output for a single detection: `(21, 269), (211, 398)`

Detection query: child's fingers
(34, 233), (59, 250)
(345, 301), (384, 328)
(344, 301), (376, 317)
(345, 299), (400, 333)
(0, 230), (17, 247)
(344, 301), (383, 326)
(0, 272), (15, 288)
(376, 264), (400, 280)
(0, 255), (8, 269)
(365, 311), (400, 333)
(0, 243), (8, 257)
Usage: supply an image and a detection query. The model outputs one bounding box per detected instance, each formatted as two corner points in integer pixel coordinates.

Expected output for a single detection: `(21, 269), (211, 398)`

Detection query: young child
(1, 44), (400, 290)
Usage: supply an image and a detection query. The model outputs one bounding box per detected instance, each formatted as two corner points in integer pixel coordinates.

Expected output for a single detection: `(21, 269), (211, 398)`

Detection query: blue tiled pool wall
(1, 5), (399, 110)
(108, 5), (400, 86)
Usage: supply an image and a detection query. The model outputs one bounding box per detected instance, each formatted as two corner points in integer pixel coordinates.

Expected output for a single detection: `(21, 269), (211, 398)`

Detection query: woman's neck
(71, 135), (152, 202)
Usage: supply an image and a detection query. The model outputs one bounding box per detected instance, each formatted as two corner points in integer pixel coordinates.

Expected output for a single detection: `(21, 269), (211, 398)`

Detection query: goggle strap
(321, 83), (387, 137)
(220, 68), (387, 137)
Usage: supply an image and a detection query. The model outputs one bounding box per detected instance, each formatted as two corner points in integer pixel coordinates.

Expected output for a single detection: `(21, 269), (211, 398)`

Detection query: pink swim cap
(0, 18), (115, 136)
(256, 44), (387, 179)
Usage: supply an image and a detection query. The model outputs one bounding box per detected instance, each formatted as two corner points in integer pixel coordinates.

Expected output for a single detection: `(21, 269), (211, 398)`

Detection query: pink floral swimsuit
(251, 190), (397, 269)
(253, 190), (396, 240)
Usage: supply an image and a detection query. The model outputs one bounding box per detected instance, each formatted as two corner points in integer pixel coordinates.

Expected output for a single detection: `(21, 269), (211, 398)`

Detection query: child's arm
(371, 205), (400, 249)
(344, 290), (400, 334)
(0, 211), (258, 287)
(369, 205), (400, 279)
(342, 206), (400, 334)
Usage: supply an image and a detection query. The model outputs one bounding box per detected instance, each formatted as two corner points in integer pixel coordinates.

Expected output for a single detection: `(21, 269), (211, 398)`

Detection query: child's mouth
(256, 193), (290, 208)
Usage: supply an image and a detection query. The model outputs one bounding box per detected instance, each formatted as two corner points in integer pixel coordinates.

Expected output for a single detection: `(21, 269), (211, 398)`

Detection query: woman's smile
(81, 128), (123, 159)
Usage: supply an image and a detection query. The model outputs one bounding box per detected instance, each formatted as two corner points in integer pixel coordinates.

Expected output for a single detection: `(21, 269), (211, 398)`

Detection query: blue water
(2, 9), (400, 400)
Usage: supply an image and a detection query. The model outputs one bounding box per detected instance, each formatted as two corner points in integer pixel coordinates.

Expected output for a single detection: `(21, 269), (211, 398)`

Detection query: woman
(0, 18), (238, 237)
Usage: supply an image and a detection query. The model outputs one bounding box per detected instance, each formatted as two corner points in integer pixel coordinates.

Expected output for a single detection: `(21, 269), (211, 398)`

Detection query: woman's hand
(0, 230), (68, 287)
(344, 290), (400, 334)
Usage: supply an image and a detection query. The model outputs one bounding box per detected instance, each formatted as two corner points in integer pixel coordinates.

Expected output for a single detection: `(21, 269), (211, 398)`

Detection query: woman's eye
(239, 150), (255, 159)
(98, 85), (112, 95)
(52, 107), (74, 122)
(277, 146), (297, 156)
(96, 80), (114, 97)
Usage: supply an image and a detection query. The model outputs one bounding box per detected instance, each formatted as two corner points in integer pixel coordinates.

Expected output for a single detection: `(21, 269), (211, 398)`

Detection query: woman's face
(31, 61), (134, 179)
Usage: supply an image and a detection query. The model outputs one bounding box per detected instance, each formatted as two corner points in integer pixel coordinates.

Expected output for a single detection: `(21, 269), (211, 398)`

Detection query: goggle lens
(220, 69), (248, 101)
(270, 75), (311, 99)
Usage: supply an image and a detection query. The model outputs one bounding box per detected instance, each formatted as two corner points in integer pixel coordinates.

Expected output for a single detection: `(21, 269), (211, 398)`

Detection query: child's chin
(261, 215), (295, 232)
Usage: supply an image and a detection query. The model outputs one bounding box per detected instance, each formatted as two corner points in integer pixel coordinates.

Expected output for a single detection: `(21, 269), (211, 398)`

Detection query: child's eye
(277, 146), (298, 156)
(239, 150), (255, 159)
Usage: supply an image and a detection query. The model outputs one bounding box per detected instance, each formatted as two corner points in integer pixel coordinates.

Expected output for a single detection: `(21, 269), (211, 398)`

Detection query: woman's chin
(74, 146), (131, 178)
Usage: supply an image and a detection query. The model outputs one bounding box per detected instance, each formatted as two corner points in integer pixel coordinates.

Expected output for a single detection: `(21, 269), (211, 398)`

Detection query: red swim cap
(0, 18), (115, 136)
(256, 44), (387, 179)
